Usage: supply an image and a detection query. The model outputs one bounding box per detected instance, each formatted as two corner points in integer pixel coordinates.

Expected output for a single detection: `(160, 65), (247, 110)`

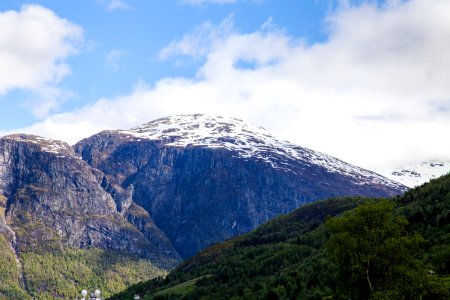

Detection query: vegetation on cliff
(19, 249), (165, 300)
(0, 235), (30, 299)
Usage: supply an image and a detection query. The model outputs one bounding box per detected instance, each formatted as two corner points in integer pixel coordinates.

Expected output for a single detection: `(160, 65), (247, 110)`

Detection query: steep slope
(111, 173), (450, 300)
(388, 161), (450, 187)
(109, 197), (370, 300)
(75, 114), (406, 258)
(0, 134), (180, 299)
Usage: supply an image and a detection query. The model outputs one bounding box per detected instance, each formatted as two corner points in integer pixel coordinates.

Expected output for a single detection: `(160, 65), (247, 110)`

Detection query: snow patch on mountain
(118, 114), (407, 191)
(387, 161), (450, 187)
(4, 134), (72, 156)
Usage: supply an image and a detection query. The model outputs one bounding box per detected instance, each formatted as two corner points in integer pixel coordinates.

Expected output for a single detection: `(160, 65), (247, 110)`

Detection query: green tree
(326, 200), (447, 299)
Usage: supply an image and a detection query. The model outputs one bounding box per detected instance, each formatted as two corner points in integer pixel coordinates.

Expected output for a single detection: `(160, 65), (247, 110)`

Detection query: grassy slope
(111, 174), (450, 299)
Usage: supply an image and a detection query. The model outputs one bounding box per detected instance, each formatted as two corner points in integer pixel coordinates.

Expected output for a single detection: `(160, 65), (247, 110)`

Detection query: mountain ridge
(113, 114), (405, 191)
(74, 114), (407, 259)
(0, 114), (408, 298)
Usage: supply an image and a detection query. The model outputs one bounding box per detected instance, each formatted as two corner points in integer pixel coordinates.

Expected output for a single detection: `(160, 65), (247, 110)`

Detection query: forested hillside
(111, 174), (450, 299)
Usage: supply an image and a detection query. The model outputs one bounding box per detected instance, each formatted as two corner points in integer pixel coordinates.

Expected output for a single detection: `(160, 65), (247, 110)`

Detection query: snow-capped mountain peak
(120, 114), (276, 147)
(388, 161), (450, 187)
(117, 114), (406, 192)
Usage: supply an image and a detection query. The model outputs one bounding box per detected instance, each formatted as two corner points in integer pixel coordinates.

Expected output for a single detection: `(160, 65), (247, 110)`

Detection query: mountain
(111, 173), (450, 300)
(0, 115), (407, 298)
(74, 114), (406, 259)
(0, 134), (180, 299)
(388, 161), (450, 187)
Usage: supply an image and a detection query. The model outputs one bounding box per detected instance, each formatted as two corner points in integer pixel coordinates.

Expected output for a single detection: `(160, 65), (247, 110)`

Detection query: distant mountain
(111, 173), (450, 300)
(0, 115), (407, 298)
(388, 161), (450, 187)
(75, 114), (406, 259)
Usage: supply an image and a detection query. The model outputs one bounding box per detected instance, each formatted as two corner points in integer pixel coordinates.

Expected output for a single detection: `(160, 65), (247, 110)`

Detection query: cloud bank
(11, 0), (450, 173)
(0, 4), (82, 117)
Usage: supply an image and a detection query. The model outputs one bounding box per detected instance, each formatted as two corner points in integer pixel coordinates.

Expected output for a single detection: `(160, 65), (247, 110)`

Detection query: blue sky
(0, 0), (329, 128)
(0, 0), (449, 174)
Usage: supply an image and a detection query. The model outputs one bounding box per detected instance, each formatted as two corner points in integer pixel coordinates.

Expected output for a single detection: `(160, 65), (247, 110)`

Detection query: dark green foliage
(327, 200), (447, 299)
(396, 174), (450, 275)
(0, 235), (30, 299)
(112, 174), (450, 299)
(109, 197), (365, 299)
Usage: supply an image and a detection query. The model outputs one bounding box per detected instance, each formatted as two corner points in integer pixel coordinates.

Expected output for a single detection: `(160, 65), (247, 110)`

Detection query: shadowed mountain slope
(75, 114), (406, 258)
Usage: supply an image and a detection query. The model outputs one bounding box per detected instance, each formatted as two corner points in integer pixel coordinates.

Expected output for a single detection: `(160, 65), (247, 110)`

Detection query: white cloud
(24, 87), (76, 119)
(105, 49), (128, 70)
(105, 0), (133, 11)
(159, 16), (234, 61)
(0, 4), (82, 116)
(11, 0), (450, 174)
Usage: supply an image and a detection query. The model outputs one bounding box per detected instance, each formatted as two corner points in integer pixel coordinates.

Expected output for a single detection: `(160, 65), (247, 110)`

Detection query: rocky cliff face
(0, 134), (180, 267)
(0, 115), (407, 267)
(74, 114), (407, 258)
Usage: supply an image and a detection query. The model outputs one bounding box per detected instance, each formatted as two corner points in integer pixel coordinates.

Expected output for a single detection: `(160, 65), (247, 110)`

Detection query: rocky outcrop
(0, 134), (180, 267)
(74, 115), (407, 258)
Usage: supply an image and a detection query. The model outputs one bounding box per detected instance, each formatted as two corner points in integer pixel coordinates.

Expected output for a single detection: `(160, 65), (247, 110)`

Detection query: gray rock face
(0, 115), (407, 264)
(0, 134), (180, 267)
(74, 115), (407, 258)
